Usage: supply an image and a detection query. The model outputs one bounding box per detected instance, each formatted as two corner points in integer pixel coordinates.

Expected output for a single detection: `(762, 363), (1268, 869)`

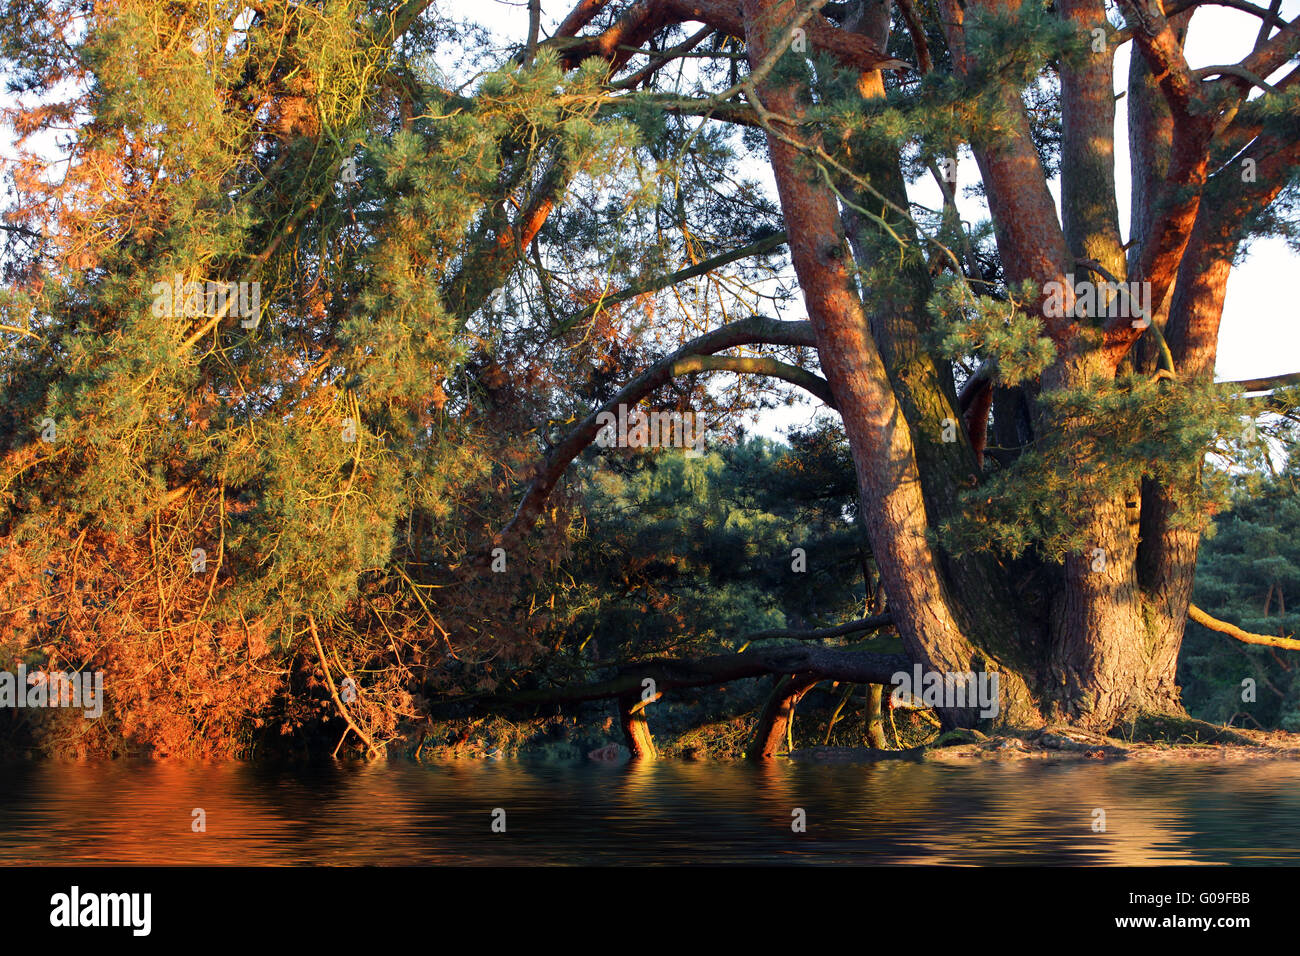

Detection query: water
(2, 758), (1298, 865)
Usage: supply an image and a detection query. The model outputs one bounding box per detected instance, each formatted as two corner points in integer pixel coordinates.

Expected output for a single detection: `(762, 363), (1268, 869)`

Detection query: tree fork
(836, 2), (1045, 684)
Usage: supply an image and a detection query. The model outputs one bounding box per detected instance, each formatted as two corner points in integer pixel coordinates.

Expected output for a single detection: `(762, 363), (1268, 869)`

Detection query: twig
(308, 613), (380, 757)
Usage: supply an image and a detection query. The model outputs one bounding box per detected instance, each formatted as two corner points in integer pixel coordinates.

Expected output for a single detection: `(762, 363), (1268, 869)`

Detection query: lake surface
(2, 758), (1298, 865)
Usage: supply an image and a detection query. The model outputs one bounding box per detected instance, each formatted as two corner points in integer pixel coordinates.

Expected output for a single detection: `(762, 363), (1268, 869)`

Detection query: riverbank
(792, 723), (1300, 764)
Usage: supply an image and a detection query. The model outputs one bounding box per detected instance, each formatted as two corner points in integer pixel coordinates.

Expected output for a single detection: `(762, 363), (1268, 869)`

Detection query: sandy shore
(790, 725), (1300, 763)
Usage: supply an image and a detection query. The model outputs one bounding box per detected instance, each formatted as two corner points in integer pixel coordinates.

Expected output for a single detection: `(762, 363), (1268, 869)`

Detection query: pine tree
(2, 0), (1298, 754)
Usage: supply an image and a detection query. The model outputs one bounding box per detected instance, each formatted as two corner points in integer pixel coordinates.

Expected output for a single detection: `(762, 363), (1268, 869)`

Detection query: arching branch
(497, 315), (821, 545)
(669, 354), (836, 407)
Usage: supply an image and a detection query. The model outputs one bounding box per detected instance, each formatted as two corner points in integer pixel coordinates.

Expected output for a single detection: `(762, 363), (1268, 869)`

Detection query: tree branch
(1228, 371), (1300, 392)
(668, 354), (836, 407)
(497, 316), (818, 545)
(308, 614), (380, 757)
(0, 222), (43, 240)
(1188, 603), (1300, 650)
(551, 229), (787, 337)
(609, 25), (716, 90)
(436, 642), (912, 711)
(738, 614), (894, 643)
(1112, 0), (1291, 44)
(1118, 0), (1200, 118)
(1239, 12), (1300, 82)
(548, 0), (906, 74)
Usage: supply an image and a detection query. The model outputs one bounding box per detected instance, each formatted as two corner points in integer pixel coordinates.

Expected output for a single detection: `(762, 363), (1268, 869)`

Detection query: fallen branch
(434, 642), (912, 713)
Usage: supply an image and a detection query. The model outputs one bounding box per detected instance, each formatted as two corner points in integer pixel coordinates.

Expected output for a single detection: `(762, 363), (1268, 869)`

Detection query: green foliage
(537, 429), (879, 668)
(929, 274), (1056, 386)
(943, 376), (1239, 561)
(1182, 445), (1300, 730)
(1, 0), (1295, 757)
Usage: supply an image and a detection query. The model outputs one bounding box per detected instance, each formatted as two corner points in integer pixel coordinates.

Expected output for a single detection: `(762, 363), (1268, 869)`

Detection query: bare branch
(1189, 604), (1300, 650)
(609, 25), (716, 90)
(551, 229), (788, 337)
(1228, 371), (1300, 392)
(308, 615), (380, 758)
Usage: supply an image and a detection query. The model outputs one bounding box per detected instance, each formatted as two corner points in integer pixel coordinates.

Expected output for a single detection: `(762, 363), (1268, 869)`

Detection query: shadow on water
(2, 759), (1299, 864)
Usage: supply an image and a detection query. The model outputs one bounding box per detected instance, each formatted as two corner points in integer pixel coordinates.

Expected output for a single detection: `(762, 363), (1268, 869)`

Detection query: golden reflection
(1, 759), (1298, 864)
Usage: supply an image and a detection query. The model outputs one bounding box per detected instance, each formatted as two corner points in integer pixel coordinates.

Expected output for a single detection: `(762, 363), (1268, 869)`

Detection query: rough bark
(1045, 469), (1152, 726)
(749, 673), (821, 758)
(1135, 135), (1300, 710)
(837, 0), (1046, 692)
(741, 0), (1032, 729)
(1060, 0), (1126, 279)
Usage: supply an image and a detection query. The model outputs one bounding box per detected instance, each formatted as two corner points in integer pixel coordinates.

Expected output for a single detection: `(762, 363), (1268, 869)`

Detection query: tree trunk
(749, 674), (820, 759)
(865, 683), (887, 748)
(741, 0), (1037, 730)
(836, 1), (1046, 699)
(618, 692), (658, 759)
(1045, 484), (1154, 727)
(743, 0), (1045, 723)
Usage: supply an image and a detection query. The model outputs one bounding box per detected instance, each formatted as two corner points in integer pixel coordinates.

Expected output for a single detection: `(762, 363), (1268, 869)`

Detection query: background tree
(1182, 436), (1300, 730)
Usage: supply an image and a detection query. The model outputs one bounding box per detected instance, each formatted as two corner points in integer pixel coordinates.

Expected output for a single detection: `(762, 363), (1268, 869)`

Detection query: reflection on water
(1, 759), (1298, 865)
